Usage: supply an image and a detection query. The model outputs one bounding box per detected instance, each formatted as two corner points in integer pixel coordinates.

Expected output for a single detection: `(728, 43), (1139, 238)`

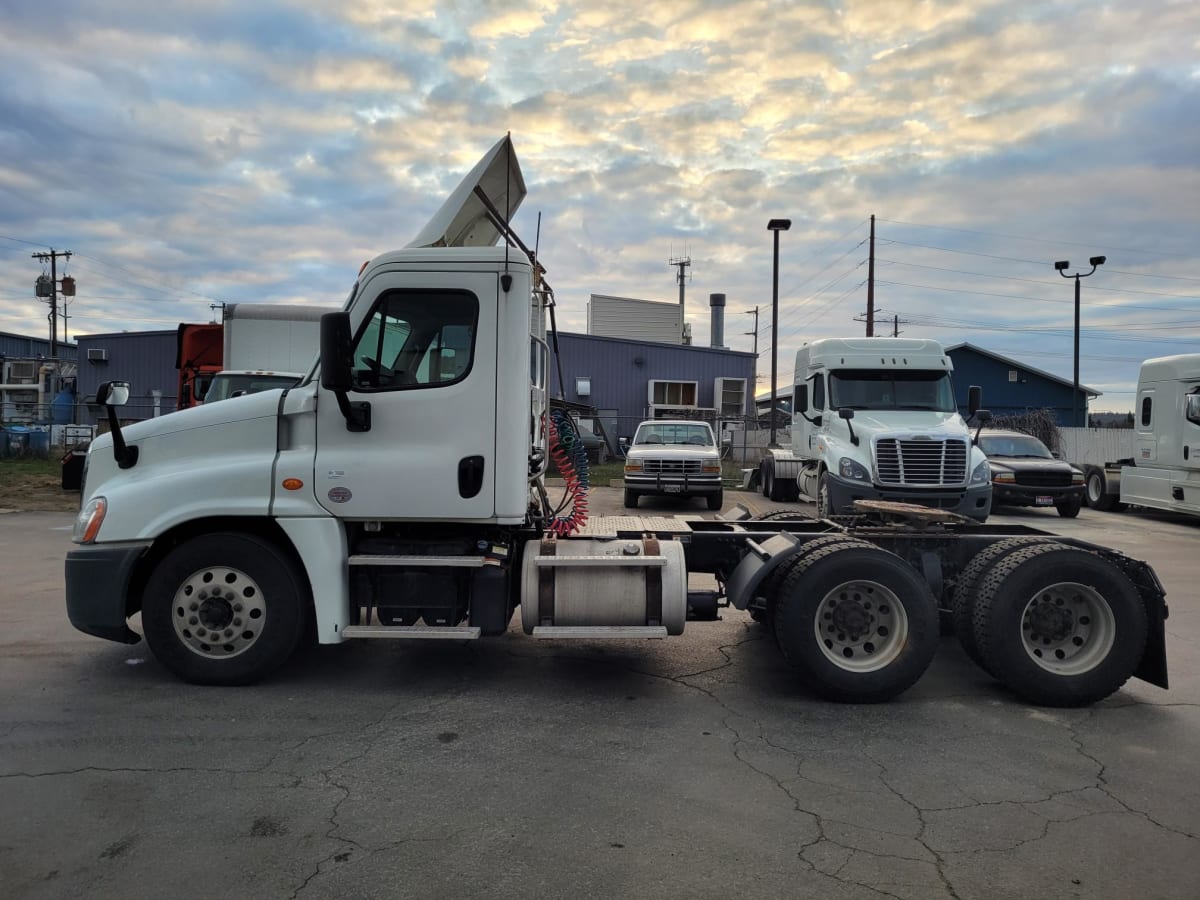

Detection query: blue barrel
(29, 426), (50, 459)
(5, 425), (30, 458)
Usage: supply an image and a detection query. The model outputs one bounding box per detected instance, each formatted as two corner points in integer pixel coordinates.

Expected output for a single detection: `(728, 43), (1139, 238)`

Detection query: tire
(623, 489), (639, 509)
(951, 537), (1065, 676)
(706, 489), (723, 511)
(772, 542), (939, 703)
(1085, 470), (1117, 512)
(970, 545), (1148, 706)
(755, 535), (869, 641)
(1056, 494), (1083, 518)
(142, 532), (308, 685)
(760, 463), (771, 497)
(816, 471), (832, 518)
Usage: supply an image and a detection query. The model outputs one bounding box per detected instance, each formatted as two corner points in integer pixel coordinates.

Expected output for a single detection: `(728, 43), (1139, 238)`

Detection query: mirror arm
(105, 405), (138, 469)
(333, 389), (372, 433)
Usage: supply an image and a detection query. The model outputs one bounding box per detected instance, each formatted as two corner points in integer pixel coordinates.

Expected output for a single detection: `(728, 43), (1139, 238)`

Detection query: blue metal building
(549, 332), (757, 441)
(0, 330), (77, 361)
(945, 343), (1098, 427)
(75, 330), (179, 422)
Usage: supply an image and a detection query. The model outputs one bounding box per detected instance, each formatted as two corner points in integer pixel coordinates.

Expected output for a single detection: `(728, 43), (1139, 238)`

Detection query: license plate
(1035, 495), (1054, 506)
(664, 485), (682, 494)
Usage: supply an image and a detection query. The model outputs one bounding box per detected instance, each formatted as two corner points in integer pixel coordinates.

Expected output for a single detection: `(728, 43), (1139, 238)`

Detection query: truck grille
(1014, 471), (1072, 487)
(642, 459), (703, 476)
(875, 438), (968, 486)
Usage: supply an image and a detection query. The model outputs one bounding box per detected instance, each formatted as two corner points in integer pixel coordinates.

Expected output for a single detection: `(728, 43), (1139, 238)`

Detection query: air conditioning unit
(4, 360), (36, 383)
(87, 348), (109, 363)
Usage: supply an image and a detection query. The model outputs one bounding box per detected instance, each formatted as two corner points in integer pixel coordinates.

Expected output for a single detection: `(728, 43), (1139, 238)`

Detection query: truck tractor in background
(65, 137), (1167, 709)
(175, 323), (223, 411)
(760, 338), (993, 521)
(1080, 353), (1200, 518)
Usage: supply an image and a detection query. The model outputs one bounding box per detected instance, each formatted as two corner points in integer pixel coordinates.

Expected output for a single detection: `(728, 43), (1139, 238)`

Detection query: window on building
(650, 381), (697, 406)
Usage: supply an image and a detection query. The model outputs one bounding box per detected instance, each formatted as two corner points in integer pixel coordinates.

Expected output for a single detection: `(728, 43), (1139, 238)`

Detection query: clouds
(0, 0), (1196, 408)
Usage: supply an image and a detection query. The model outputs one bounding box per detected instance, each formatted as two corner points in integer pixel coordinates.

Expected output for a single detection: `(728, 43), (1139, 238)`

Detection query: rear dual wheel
(772, 541), (939, 703)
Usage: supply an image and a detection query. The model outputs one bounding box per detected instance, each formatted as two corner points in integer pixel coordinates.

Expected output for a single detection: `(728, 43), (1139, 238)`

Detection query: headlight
(971, 460), (990, 484)
(839, 457), (869, 481)
(701, 463), (721, 473)
(73, 496), (107, 544)
(1071, 470), (1084, 484)
(992, 471), (1015, 484)
(624, 462), (643, 472)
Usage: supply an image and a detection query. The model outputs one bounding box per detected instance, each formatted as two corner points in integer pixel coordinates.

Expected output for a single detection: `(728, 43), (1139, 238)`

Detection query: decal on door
(327, 486), (353, 504)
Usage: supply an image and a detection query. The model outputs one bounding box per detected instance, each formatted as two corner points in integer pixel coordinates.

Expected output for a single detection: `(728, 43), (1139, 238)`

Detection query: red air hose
(546, 414), (589, 536)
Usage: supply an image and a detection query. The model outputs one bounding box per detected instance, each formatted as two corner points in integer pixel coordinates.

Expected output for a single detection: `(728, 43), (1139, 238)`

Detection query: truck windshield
(828, 370), (955, 412)
(977, 434), (1053, 459)
(205, 374), (299, 403)
(634, 423), (714, 446)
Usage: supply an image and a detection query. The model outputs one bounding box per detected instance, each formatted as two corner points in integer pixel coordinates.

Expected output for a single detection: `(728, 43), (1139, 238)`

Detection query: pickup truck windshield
(829, 370), (956, 412)
(978, 435), (1053, 459)
(634, 424), (714, 446)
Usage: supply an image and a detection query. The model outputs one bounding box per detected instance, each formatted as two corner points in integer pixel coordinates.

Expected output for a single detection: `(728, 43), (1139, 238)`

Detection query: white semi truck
(64, 137), (1168, 707)
(759, 338), (993, 521)
(1081, 353), (1200, 517)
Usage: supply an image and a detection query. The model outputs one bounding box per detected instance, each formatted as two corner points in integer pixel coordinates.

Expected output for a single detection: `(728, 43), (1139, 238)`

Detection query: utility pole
(32, 249), (72, 357)
(1055, 256), (1106, 428)
(669, 253), (691, 343)
(743, 305), (760, 357)
(865, 214), (876, 337)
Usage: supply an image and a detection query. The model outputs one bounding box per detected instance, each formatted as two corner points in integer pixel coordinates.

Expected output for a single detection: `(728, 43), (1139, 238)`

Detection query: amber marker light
(282, 478), (304, 491)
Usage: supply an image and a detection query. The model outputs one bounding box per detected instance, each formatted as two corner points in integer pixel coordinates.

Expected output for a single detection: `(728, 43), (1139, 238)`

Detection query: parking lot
(2, 492), (1198, 899)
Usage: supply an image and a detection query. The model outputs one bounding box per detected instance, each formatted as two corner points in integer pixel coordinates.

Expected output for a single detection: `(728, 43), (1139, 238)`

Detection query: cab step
(341, 625), (482, 640)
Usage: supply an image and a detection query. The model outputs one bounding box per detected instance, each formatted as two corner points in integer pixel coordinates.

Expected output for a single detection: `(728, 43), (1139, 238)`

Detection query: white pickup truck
(623, 419), (723, 510)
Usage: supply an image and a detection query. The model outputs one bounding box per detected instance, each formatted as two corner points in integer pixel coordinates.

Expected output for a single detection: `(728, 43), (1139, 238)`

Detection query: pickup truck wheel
(142, 533), (308, 686)
(1085, 471), (1117, 511)
(951, 537), (1064, 676)
(1056, 495), (1083, 518)
(706, 489), (723, 511)
(773, 543), (938, 703)
(623, 489), (639, 509)
(970, 545), (1148, 706)
(816, 471), (832, 518)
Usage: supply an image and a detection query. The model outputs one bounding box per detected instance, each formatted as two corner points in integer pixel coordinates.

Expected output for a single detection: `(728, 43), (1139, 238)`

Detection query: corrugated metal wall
(549, 332), (756, 439)
(75, 331), (179, 421)
(587, 295), (682, 345)
(0, 330), (78, 360)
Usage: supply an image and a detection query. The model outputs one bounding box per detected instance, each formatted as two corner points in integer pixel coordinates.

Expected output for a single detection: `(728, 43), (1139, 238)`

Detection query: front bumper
(826, 472), (993, 521)
(64, 541), (152, 644)
(993, 483), (1084, 507)
(624, 474), (722, 498)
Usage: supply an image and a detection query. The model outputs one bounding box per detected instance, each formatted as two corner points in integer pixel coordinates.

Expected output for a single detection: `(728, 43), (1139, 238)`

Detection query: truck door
(314, 271), (498, 520)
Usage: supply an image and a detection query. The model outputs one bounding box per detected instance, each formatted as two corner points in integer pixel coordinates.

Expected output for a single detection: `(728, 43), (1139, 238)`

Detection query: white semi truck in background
(1080, 353), (1200, 517)
(202, 303), (333, 404)
(759, 338), (993, 522)
(64, 137), (1168, 708)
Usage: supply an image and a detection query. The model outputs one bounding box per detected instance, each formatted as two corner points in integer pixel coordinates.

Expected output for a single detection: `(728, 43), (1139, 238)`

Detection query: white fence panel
(1058, 428), (1134, 466)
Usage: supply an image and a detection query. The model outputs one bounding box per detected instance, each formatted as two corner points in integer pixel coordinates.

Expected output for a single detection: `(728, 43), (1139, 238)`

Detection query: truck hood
(835, 410), (968, 439)
(91, 388), (285, 451)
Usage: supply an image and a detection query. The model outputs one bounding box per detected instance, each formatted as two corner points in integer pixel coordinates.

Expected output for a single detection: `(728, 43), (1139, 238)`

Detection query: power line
(876, 217), (1191, 259)
(0, 234), (52, 249)
(874, 277), (1199, 314)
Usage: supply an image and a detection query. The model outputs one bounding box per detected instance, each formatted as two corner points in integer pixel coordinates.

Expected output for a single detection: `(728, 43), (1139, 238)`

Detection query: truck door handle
(459, 456), (485, 498)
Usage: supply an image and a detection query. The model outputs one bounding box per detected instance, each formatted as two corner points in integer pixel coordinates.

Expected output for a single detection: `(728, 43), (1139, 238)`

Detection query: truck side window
(1187, 391), (1200, 426)
(1140, 396), (1152, 427)
(812, 374), (826, 411)
(351, 289), (478, 391)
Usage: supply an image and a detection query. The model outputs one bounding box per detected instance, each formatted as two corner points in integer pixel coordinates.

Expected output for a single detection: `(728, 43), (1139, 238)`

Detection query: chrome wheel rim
(172, 566), (267, 659)
(1086, 474), (1103, 505)
(813, 580), (908, 672)
(1020, 582), (1114, 674)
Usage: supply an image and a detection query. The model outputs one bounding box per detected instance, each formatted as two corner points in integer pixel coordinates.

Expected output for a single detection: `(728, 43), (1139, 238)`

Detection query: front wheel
(142, 532), (308, 685)
(623, 489), (639, 509)
(1056, 494), (1083, 518)
(706, 489), (724, 511)
(816, 471), (832, 518)
(773, 543), (939, 703)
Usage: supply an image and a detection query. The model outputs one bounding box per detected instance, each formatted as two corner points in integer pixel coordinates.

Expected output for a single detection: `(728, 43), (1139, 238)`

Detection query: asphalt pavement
(1, 491), (1198, 899)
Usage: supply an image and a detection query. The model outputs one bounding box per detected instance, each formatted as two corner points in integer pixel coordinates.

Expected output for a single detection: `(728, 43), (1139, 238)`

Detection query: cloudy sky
(1, 0), (1197, 409)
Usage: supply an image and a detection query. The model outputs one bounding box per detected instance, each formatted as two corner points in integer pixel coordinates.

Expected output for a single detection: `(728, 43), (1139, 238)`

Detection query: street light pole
(1055, 255), (1106, 428)
(767, 219), (791, 448)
